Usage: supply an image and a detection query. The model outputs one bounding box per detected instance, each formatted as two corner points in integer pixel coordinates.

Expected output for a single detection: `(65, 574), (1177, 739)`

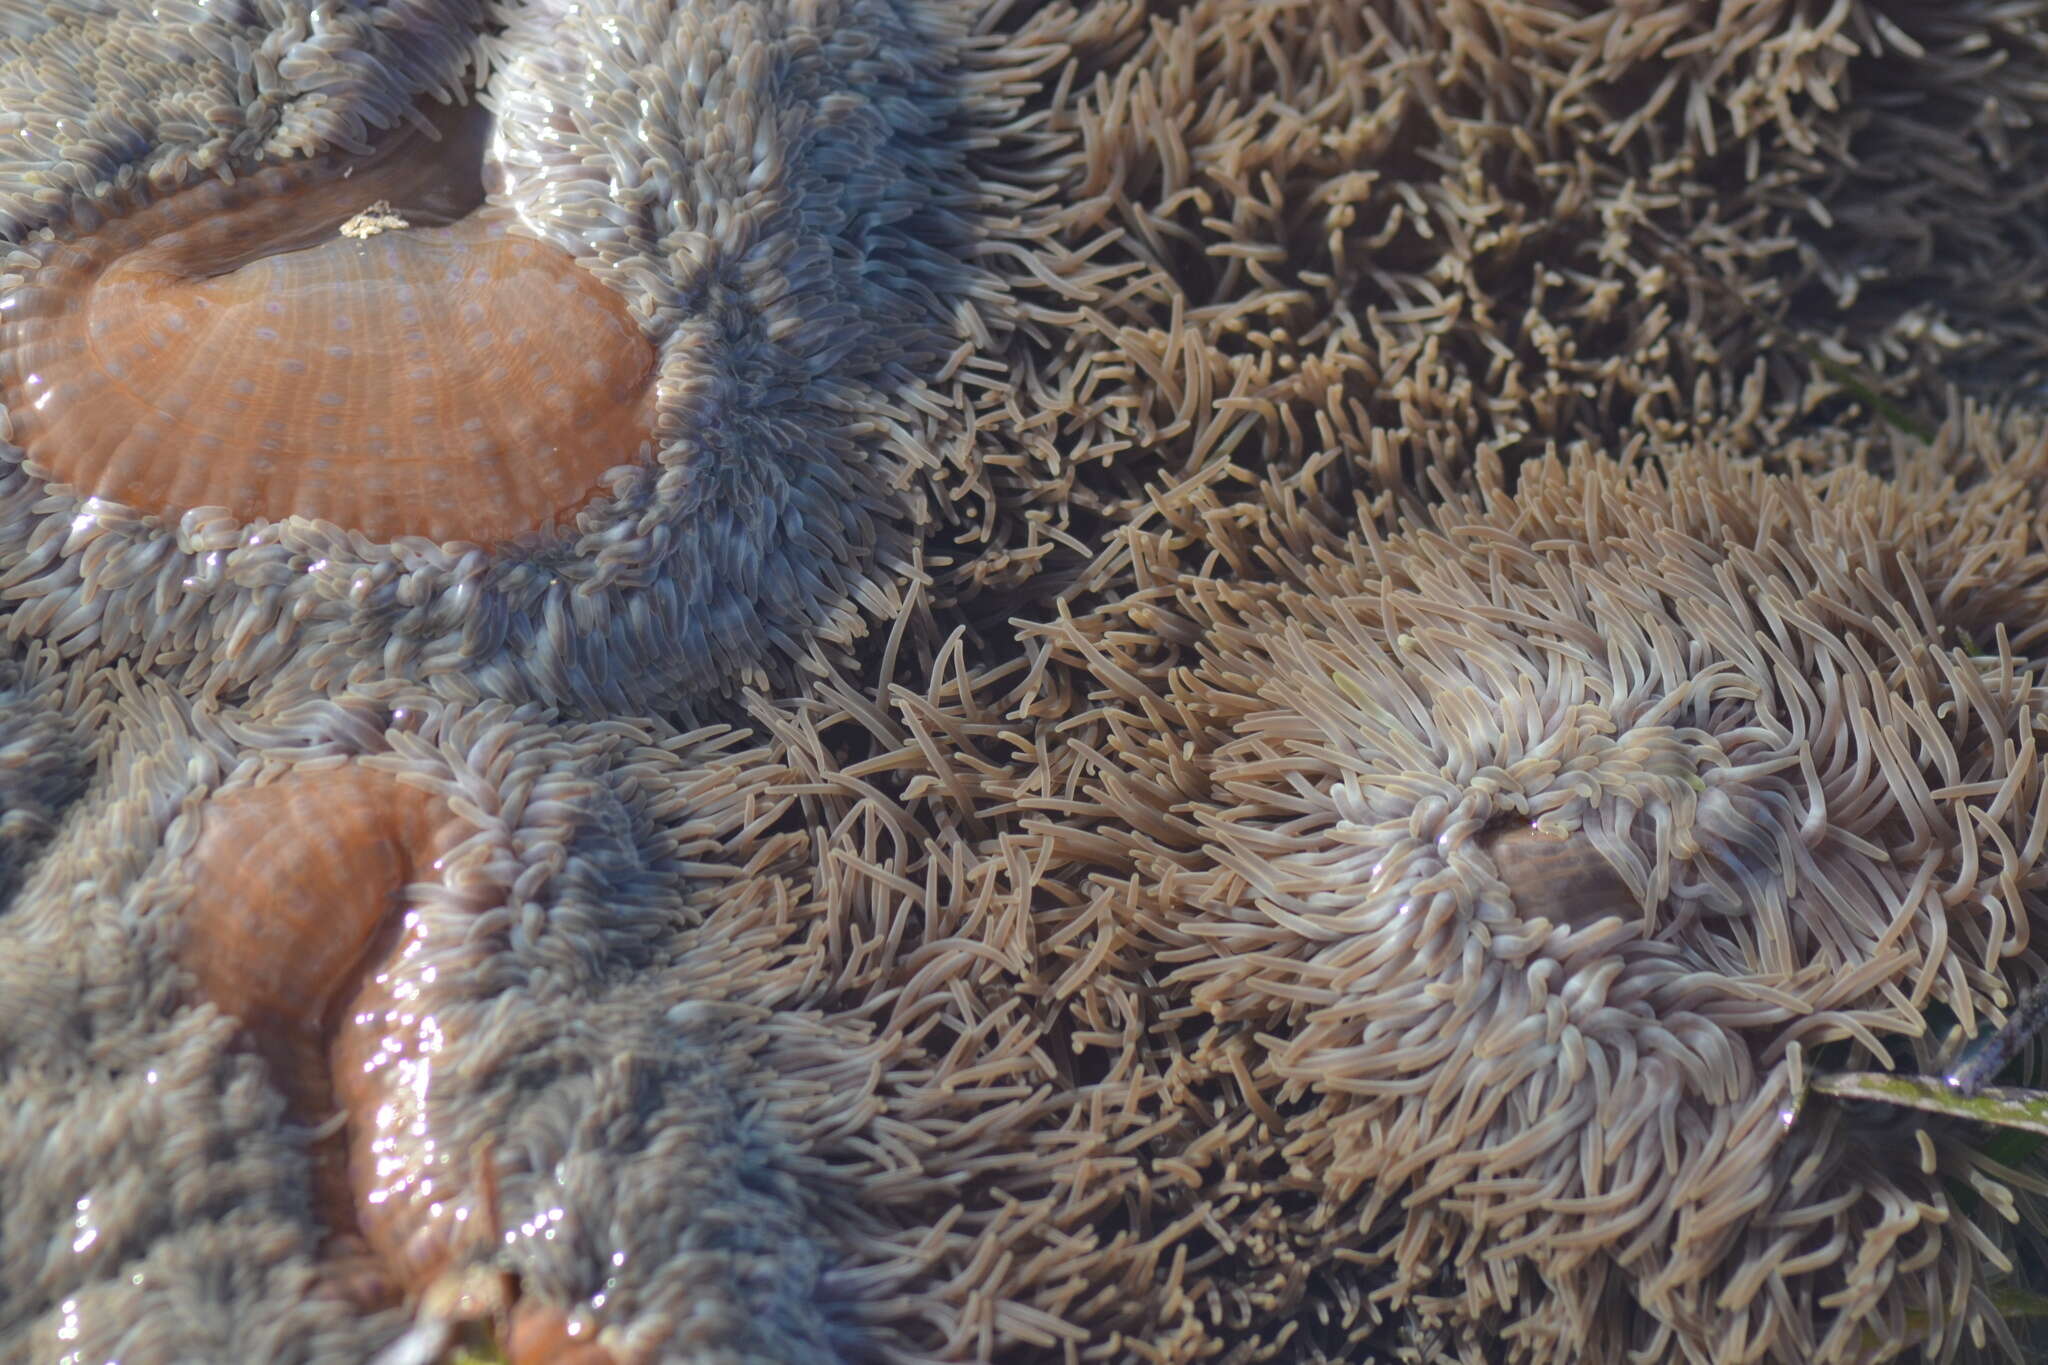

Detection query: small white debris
(339, 199), (408, 239)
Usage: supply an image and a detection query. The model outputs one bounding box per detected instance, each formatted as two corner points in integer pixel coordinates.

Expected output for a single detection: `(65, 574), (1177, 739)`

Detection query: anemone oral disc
(1, 101), (658, 546)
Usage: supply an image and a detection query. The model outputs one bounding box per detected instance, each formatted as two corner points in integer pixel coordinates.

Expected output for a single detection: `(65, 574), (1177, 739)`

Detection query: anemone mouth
(1476, 819), (1643, 925)
(0, 99), (659, 547)
(174, 763), (488, 1306)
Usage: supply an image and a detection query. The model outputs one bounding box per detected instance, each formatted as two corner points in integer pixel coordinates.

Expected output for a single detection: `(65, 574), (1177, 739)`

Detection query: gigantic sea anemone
(1003, 438), (2048, 1361)
(941, 0), (2048, 616)
(0, 679), (879, 1363)
(0, 0), (1033, 714)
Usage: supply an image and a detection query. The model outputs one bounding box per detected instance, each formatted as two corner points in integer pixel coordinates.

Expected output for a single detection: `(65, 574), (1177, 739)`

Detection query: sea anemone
(0, 677), (874, 1363)
(0, 684), (403, 1363)
(941, 0), (2048, 615)
(1774, 3), (2048, 397)
(1006, 438), (2048, 1361)
(0, 0), (1033, 714)
(12, 3), (2048, 1363)
(172, 762), (483, 1310)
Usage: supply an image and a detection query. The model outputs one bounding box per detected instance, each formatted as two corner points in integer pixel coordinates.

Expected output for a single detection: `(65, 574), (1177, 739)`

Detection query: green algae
(1810, 1071), (2048, 1136)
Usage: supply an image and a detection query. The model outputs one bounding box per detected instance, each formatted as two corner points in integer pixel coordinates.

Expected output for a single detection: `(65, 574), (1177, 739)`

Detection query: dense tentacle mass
(0, 642), (89, 901)
(1017, 446), (2048, 1362)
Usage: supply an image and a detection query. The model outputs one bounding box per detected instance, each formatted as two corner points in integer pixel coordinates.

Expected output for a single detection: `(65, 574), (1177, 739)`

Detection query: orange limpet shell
(0, 102), (659, 545)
